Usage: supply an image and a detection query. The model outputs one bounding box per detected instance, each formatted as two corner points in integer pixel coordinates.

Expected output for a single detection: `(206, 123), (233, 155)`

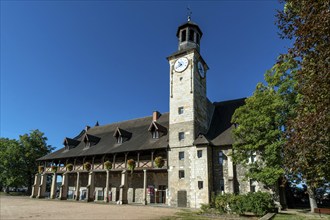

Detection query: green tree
(277, 0), (330, 211)
(19, 129), (53, 194)
(0, 130), (53, 194)
(0, 138), (25, 192)
(231, 55), (298, 192)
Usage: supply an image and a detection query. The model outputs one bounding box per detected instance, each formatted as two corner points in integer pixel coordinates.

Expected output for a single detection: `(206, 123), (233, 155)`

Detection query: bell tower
(167, 17), (211, 208)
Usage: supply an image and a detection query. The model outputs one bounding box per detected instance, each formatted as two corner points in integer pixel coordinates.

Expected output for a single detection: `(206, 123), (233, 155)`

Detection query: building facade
(32, 19), (264, 208)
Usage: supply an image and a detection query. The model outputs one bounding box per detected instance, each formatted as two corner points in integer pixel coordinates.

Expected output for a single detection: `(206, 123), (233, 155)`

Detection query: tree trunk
(307, 187), (317, 213)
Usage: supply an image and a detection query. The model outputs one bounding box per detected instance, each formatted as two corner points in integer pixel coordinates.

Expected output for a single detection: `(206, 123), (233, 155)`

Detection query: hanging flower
(51, 165), (58, 173)
(154, 156), (165, 168)
(83, 162), (91, 171)
(66, 163), (73, 171)
(38, 166), (44, 174)
(127, 159), (136, 173)
(104, 161), (112, 170)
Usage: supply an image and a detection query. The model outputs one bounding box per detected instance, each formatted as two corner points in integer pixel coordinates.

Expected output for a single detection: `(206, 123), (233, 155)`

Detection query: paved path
(0, 196), (179, 220)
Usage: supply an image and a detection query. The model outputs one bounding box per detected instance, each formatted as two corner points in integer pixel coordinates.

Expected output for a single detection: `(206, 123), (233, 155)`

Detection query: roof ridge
(213, 98), (246, 106)
(87, 112), (169, 130)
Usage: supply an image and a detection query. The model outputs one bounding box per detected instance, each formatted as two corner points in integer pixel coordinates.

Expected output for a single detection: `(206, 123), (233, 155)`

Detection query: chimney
(152, 111), (161, 121)
(85, 125), (90, 132)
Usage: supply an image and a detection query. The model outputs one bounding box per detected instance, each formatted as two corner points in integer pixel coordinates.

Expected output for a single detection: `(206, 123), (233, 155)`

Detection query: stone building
(32, 18), (264, 208)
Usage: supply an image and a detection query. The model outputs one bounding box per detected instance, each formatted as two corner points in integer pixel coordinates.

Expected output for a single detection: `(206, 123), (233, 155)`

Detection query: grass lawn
(161, 209), (330, 220)
(160, 209), (258, 220)
(274, 213), (330, 220)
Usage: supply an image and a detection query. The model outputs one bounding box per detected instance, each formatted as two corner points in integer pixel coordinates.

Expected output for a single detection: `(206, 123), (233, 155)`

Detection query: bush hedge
(205, 192), (275, 216)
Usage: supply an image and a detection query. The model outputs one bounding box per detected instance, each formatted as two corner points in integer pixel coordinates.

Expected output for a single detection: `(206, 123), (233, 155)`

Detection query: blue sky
(1, 1), (290, 150)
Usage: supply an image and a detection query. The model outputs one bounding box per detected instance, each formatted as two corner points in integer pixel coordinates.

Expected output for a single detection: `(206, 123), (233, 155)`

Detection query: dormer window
(83, 134), (100, 149)
(152, 130), (159, 139)
(117, 136), (123, 144)
(63, 137), (80, 151)
(148, 121), (167, 139)
(113, 127), (132, 145)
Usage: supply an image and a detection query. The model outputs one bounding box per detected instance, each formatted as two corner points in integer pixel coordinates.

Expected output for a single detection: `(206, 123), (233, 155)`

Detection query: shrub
(83, 162), (91, 171)
(211, 192), (275, 216)
(154, 156), (165, 168)
(127, 159), (136, 173)
(51, 165), (57, 173)
(66, 163), (73, 171)
(214, 193), (233, 213)
(104, 161), (112, 170)
(244, 192), (274, 216)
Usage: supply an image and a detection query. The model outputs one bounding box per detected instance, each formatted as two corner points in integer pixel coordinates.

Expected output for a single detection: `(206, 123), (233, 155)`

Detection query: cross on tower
(187, 7), (192, 21)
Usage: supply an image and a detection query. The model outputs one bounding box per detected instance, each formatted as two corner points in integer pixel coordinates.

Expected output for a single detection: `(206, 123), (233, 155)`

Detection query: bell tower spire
(176, 16), (203, 52)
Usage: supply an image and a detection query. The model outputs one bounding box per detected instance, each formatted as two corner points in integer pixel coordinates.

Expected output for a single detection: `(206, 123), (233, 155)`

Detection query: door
(177, 190), (187, 207)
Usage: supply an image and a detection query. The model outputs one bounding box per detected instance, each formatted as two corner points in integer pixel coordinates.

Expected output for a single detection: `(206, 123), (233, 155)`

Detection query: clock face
(197, 61), (205, 78)
(174, 57), (189, 72)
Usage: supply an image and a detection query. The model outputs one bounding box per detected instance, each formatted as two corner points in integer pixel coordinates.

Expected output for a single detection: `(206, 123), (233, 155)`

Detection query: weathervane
(187, 6), (192, 21)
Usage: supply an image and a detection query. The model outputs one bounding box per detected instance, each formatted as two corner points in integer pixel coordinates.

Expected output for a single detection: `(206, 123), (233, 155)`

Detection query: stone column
(75, 172), (80, 201)
(50, 173), (57, 199)
(142, 169), (147, 205)
(119, 170), (128, 204)
(37, 173), (47, 198)
(104, 170), (110, 202)
(87, 171), (95, 202)
(59, 172), (68, 200)
(30, 173), (40, 198)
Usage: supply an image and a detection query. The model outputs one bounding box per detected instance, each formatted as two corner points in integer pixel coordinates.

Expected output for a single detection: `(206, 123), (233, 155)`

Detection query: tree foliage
(0, 130), (53, 193)
(231, 55), (298, 187)
(277, 0), (330, 204)
(0, 138), (25, 191)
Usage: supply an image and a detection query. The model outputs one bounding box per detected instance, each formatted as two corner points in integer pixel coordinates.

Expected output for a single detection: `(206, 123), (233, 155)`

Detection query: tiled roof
(206, 98), (246, 146)
(38, 113), (169, 161)
(38, 98), (245, 161)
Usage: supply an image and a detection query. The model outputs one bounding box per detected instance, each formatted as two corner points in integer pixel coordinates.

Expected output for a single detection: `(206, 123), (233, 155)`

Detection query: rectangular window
(220, 179), (225, 192)
(198, 181), (203, 189)
(178, 107), (184, 115)
(218, 151), (223, 164)
(179, 132), (185, 141)
(179, 151), (184, 160)
(197, 150), (202, 158)
(250, 152), (256, 163)
(181, 30), (186, 42)
(117, 136), (122, 144)
(196, 33), (200, 45)
(179, 170), (185, 179)
(250, 179), (257, 192)
(152, 131), (159, 139)
(189, 30), (194, 41)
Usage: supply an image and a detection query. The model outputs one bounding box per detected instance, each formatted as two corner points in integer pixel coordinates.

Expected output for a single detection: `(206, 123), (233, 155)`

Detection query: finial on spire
(187, 6), (192, 21)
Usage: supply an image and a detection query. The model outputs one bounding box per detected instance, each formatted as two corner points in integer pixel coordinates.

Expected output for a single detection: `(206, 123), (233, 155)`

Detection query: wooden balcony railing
(42, 159), (168, 173)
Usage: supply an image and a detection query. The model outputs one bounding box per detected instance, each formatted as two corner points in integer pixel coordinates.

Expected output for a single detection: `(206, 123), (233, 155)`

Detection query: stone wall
(212, 146), (235, 194)
(168, 145), (210, 208)
(168, 50), (211, 208)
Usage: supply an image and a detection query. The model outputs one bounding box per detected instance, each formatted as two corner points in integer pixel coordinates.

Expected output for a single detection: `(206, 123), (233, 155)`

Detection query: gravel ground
(0, 196), (179, 220)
